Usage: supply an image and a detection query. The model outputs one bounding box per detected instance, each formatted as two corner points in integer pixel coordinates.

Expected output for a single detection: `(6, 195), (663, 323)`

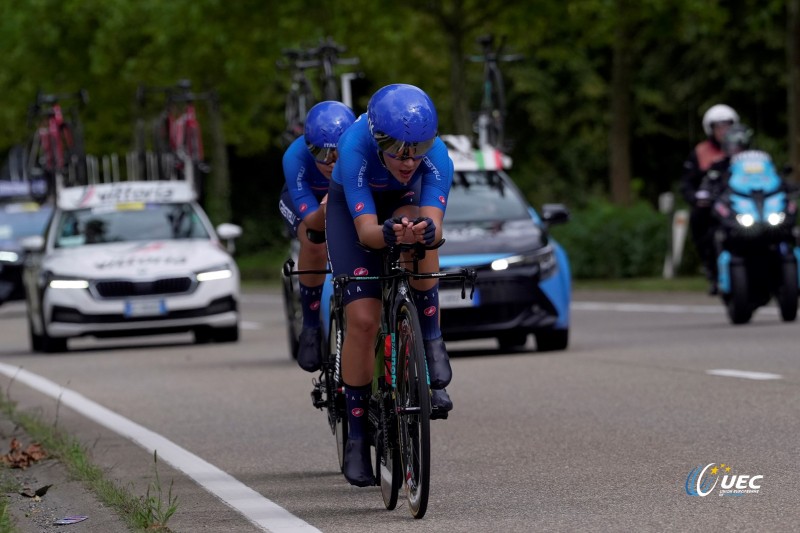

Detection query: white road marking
(706, 369), (783, 380)
(572, 301), (778, 315)
(240, 321), (262, 330)
(0, 363), (320, 533)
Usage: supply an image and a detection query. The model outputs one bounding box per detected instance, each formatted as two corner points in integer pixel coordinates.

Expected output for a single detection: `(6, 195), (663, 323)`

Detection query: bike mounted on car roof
(469, 34), (524, 151)
(25, 90), (89, 200)
(134, 80), (222, 205)
(285, 240), (475, 518)
(277, 37), (360, 147)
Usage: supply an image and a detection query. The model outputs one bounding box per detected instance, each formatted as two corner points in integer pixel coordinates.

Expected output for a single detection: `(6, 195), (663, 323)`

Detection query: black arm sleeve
(679, 149), (702, 206)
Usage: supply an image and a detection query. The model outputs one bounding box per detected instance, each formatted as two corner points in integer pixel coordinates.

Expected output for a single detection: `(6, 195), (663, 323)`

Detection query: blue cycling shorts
(278, 184), (327, 238)
(326, 181), (421, 305)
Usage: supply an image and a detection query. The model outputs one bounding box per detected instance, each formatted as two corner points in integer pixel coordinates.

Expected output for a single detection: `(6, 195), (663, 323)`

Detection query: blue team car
(436, 135), (571, 351)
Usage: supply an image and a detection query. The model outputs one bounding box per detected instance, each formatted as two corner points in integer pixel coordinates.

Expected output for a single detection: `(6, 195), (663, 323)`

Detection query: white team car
(21, 180), (242, 352)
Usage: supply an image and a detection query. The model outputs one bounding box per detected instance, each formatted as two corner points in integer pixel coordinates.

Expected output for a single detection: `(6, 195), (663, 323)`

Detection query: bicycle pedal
(310, 386), (324, 409)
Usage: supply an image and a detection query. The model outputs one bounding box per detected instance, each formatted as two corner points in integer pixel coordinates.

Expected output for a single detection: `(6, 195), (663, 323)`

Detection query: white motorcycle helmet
(702, 104), (739, 136)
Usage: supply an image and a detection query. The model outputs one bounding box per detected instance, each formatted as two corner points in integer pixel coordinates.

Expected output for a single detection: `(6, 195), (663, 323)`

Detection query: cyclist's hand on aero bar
(411, 217), (437, 245)
(382, 216), (414, 247)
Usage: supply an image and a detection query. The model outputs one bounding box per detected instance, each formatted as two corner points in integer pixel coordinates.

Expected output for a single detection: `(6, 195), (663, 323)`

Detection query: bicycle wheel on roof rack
(184, 123), (206, 204)
(393, 298), (431, 519)
(61, 120), (87, 186)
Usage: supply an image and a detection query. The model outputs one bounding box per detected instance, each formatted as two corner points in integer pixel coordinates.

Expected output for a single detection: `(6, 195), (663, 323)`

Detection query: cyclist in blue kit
(279, 101), (356, 372)
(325, 84), (454, 486)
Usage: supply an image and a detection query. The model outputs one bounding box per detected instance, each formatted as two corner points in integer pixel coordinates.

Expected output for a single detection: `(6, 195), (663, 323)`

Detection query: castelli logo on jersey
(439, 195), (446, 205)
(424, 305), (437, 317)
(351, 408), (364, 417)
(402, 191), (415, 199)
(355, 202), (365, 212)
(299, 203), (308, 213)
(353, 267), (369, 276)
(310, 301), (320, 311)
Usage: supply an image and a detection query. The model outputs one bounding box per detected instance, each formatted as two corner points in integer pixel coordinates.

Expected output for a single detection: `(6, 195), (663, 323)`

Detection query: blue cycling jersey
(282, 136), (330, 219)
(332, 113), (454, 219)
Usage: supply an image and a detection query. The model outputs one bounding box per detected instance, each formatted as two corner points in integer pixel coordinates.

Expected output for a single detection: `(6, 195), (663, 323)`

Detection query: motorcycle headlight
(735, 214), (755, 227)
(767, 212), (785, 226)
(196, 265), (233, 282)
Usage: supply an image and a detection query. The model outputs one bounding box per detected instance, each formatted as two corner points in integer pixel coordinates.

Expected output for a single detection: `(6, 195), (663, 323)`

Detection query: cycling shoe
(297, 327), (322, 372)
(342, 438), (374, 487)
(430, 388), (452, 420)
(423, 337), (452, 389)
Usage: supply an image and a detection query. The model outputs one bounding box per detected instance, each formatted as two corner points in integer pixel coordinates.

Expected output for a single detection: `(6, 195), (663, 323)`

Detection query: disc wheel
(326, 305), (347, 471)
(394, 301), (430, 518)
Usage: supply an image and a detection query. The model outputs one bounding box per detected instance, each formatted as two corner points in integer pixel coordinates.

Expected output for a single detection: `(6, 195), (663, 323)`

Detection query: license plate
(439, 288), (478, 309)
(124, 299), (167, 318)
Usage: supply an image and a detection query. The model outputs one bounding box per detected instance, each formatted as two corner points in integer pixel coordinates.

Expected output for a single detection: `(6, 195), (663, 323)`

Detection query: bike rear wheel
(394, 300), (431, 518)
(327, 304), (348, 471)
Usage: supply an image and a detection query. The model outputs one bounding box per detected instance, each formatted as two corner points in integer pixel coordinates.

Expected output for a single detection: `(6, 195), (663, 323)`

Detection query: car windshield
(54, 202), (210, 248)
(444, 171), (530, 223)
(0, 203), (52, 240)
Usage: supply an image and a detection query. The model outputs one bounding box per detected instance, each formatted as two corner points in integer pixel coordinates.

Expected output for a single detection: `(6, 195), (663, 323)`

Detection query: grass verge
(0, 391), (178, 532)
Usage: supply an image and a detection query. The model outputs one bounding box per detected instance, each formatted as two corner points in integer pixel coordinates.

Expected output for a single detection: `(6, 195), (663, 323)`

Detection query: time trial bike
(292, 240), (475, 518)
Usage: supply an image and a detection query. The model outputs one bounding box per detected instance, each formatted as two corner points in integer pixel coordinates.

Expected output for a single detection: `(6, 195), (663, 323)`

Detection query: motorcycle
(710, 149), (800, 324)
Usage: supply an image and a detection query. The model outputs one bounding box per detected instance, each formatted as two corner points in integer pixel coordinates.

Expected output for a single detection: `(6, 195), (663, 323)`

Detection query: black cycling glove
(382, 217), (404, 246)
(413, 217), (436, 245)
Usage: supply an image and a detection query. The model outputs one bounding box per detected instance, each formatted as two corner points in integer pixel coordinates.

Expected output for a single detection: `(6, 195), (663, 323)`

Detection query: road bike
(309, 37), (360, 102)
(290, 241), (475, 518)
(136, 80), (214, 201)
(469, 34), (524, 150)
(26, 90), (89, 194)
(277, 48), (318, 146)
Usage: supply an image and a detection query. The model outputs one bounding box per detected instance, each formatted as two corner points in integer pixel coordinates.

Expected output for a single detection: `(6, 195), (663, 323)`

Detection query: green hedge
(549, 198), (676, 279)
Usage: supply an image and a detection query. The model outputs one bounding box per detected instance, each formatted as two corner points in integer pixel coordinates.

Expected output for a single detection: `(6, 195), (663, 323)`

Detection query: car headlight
(49, 277), (90, 289)
(0, 251), (19, 263)
(196, 265), (233, 282)
(490, 248), (557, 279)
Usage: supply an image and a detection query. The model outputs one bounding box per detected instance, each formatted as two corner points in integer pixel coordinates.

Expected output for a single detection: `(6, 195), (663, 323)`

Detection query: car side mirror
(216, 223), (242, 254)
(19, 235), (45, 253)
(541, 203), (570, 226)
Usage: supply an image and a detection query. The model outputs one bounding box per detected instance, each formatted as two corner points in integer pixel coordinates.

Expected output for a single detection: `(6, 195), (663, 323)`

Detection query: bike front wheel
(394, 300), (431, 518)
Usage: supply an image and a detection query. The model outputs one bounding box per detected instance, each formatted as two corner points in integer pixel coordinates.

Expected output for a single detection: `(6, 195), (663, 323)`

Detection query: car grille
(94, 277), (194, 298)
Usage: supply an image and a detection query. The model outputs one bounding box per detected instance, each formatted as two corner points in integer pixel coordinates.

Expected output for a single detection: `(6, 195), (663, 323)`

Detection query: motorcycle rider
(680, 104), (739, 295)
(279, 101), (356, 371)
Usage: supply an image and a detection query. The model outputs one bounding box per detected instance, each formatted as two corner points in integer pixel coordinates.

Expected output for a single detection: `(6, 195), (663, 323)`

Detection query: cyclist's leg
(406, 207), (453, 416)
(326, 181), (382, 486)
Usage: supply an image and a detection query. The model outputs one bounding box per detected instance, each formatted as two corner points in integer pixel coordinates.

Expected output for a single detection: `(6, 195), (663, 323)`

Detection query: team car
(437, 135), (571, 351)
(21, 180), (242, 352)
(0, 181), (53, 305)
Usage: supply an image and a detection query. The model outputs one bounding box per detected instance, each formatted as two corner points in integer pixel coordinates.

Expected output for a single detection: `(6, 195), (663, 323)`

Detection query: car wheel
(535, 329), (569, 352)
(213, 325), (240, 343)
(194, 328), (213, 344)
(497, 331), (529, 351)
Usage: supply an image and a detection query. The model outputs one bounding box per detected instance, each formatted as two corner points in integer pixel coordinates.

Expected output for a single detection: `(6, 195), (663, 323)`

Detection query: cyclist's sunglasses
(374, 132), (435, 161)
(307, 143), (337, 165)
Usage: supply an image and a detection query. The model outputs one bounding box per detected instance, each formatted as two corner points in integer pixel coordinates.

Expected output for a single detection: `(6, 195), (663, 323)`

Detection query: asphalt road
(0, 288), (798, 532)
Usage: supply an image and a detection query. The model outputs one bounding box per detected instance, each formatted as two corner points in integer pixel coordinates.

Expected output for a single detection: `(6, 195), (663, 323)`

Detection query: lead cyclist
(325, 84), (455, 487)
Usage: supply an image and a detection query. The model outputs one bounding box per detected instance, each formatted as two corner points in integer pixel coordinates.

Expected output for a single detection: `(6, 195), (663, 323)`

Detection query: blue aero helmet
(304, 101), (356, 164)
(367, 84), (438, 161)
